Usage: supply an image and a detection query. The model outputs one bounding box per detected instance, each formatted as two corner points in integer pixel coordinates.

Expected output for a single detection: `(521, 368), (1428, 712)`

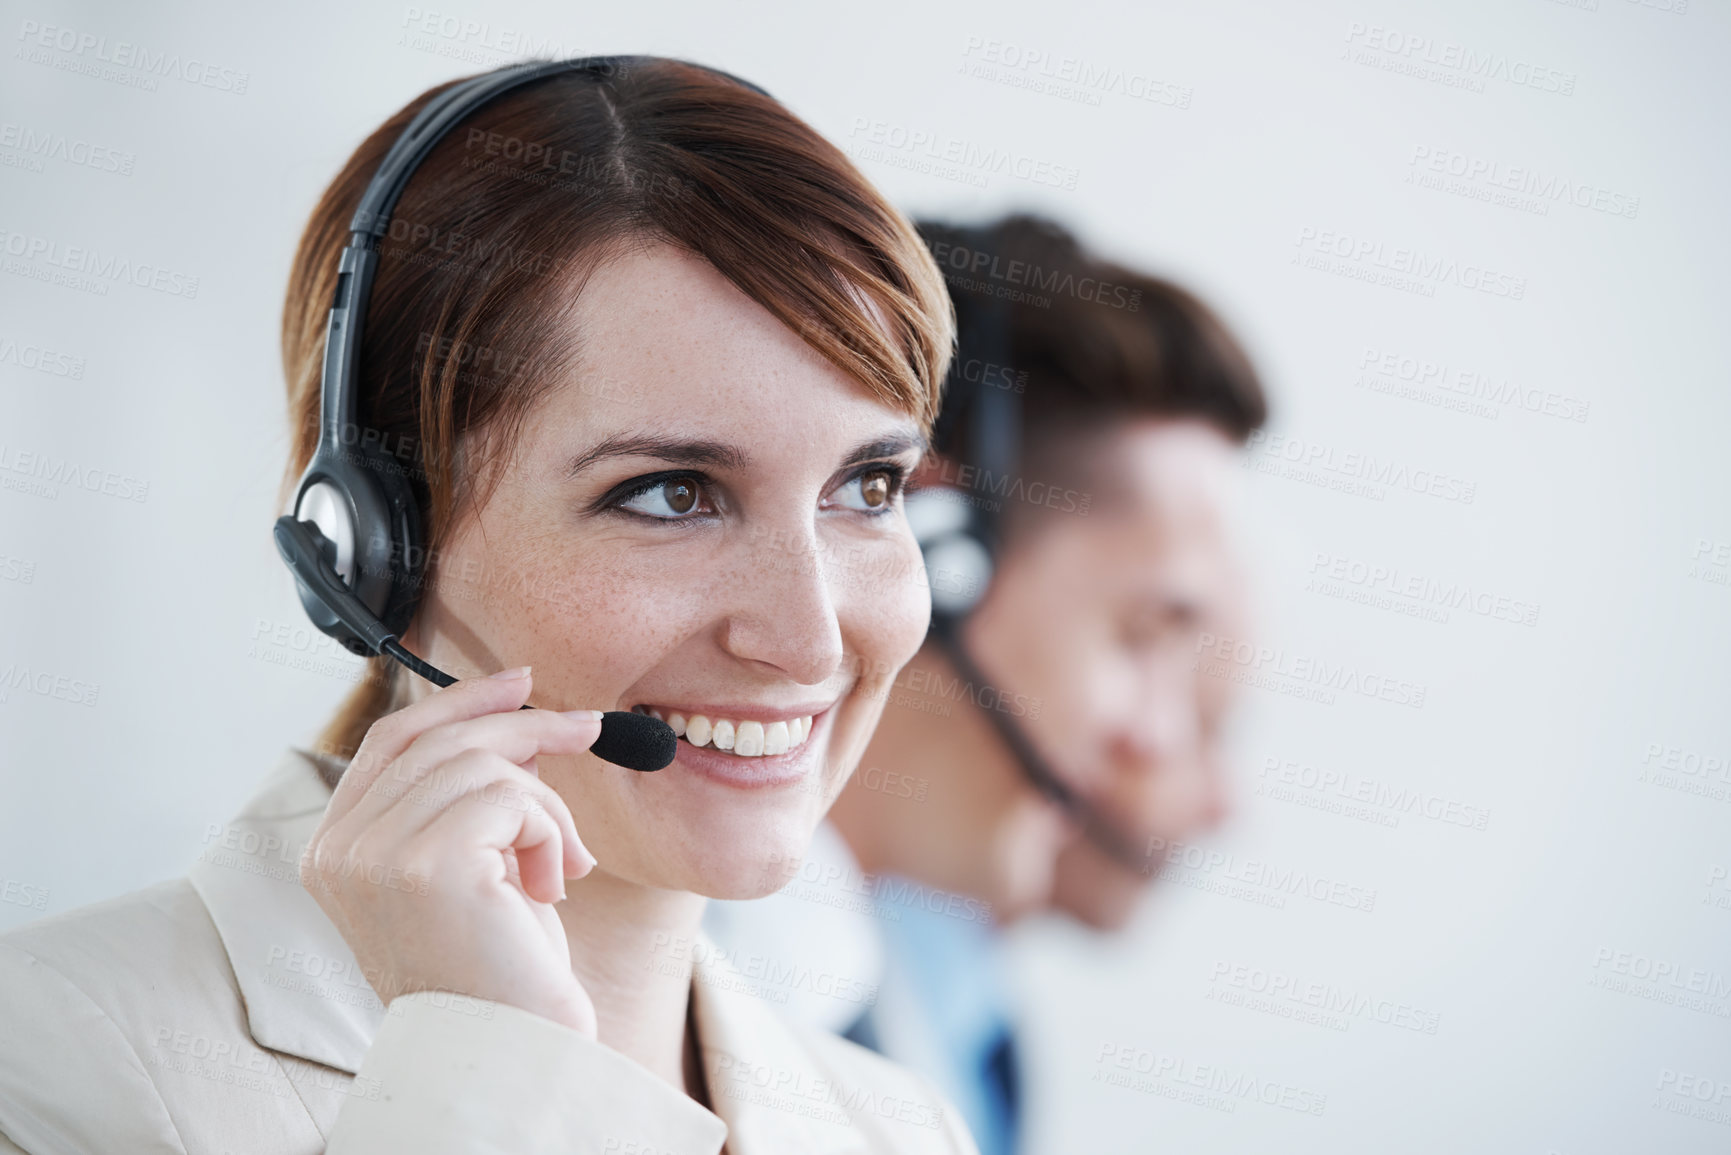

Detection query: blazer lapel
(690, 932), (870, 1155)
(186, 748), (385, 1076)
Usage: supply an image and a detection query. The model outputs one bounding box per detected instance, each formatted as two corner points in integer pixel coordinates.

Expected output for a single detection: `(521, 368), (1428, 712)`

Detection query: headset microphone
(268, 57), (785, 776)
(928, 622), (1145, 868)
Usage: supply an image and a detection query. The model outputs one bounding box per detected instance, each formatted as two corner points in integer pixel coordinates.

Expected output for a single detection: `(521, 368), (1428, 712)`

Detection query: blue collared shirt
(847, 879), (1020, 1155)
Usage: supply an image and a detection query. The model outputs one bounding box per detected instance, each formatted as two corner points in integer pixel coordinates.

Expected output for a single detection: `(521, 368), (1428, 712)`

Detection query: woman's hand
(300, 667), (604, 1036)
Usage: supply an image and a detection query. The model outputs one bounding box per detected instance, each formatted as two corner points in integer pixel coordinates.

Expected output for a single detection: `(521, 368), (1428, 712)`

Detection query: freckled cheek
(838, 536), (931, 691)
(500, 551), (701, 705)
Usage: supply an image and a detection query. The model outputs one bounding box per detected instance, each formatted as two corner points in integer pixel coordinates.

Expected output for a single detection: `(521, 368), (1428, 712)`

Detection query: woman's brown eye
(665, 480), (697, 514)
(832, 468), (900, 514)
(618, 476), (707, 519)
(860, 471), (890, 508)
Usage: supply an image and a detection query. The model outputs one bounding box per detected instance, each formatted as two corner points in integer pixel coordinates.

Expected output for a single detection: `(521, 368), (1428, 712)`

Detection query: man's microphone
(929, 619), (1149, 873)
(273, 516), (677, 773)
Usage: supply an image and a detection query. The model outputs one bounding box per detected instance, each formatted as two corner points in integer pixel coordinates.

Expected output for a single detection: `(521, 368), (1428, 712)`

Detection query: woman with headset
(0, 57), (976, 1154)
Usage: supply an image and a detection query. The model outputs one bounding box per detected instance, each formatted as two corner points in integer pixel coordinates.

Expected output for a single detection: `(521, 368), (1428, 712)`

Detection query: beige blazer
(0, 748), (979, 1155)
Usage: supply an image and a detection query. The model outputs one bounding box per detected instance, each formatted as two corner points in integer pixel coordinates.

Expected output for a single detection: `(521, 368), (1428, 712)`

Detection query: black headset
(905, 224), (1147, 871)
(270, 56), (766, 772)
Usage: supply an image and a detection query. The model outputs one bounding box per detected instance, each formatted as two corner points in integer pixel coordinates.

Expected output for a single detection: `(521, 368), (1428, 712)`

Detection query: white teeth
(643, 710), (816, 756)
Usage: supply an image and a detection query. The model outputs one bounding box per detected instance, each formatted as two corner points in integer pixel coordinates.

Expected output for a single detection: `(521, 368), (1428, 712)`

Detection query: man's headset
(270, 56), (767, 774)
(903, 225), (1146, 870)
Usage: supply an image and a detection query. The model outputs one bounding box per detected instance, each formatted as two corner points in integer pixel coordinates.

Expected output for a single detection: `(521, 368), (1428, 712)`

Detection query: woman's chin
(697, 871), (799, 902)
(673, 814), (822, 900)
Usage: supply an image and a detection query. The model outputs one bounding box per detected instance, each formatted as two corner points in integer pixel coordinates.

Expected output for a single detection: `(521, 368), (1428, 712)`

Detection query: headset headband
(316, 56), (771, 455)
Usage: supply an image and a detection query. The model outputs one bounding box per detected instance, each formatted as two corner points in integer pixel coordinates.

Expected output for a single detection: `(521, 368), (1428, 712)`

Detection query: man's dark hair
(916, 213), (1267, 532)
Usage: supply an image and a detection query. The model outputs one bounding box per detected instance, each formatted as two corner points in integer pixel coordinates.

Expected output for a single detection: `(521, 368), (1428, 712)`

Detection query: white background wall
(2, 0), (1727, 1150)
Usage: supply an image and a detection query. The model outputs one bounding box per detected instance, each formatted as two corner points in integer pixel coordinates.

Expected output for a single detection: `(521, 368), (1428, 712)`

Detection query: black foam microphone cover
(592, 711), (678, 772)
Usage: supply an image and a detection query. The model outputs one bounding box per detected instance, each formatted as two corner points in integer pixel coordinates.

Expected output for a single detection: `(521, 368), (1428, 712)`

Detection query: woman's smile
(634, 700), (836, 790)
(629, 703), (823, 756)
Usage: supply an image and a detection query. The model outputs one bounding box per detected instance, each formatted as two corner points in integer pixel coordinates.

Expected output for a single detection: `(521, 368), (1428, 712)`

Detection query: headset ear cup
(370, 446), (424, 640)
(291, 442), (424, 654)
(924, 532), (993, 617)
(359, 445), (426, 640)
(283, 522), (362, 653)
(905, 487), (993, 621)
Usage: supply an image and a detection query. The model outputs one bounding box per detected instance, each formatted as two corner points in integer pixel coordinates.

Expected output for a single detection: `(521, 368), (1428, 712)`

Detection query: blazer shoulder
(0, 879), (320, 1155)
(1, 877), (231, 990)
(0, 880), (216, 1154)
(0, 878), (245, 1047)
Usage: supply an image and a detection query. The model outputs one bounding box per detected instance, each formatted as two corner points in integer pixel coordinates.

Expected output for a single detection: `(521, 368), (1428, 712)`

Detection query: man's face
(965, 418), (1249, 928)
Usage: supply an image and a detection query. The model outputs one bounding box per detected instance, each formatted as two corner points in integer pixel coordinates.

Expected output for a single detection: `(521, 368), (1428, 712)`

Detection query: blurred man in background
(706, 213), (1267, 1155)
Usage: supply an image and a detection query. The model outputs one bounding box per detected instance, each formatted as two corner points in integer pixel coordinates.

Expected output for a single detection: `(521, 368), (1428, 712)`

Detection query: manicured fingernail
(561, 709), (605, 723)
(489, 665), (531, 680)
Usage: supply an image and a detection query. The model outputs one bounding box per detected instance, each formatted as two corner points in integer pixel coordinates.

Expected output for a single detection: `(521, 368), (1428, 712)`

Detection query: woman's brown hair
(280, 58), (954, 772)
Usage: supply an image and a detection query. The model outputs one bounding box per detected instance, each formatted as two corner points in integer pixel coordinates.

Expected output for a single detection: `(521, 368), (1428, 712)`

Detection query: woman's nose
(714, 522), (846, 685)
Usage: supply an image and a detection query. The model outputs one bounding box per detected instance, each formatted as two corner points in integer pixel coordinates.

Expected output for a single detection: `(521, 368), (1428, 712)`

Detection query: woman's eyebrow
(566, 434), (748, 479)
(566, 430), (928, 479)
(841, 431), (927, 467)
